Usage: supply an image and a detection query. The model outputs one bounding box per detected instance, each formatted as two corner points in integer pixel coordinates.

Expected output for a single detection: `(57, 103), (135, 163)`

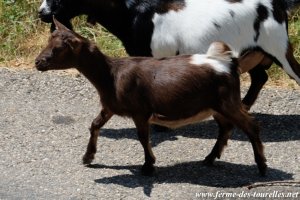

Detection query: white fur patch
(151, 0), (259, 58)
(190, 54), (231, 74)
(39, 0), (51, 14)
(149, 109), (214, 129)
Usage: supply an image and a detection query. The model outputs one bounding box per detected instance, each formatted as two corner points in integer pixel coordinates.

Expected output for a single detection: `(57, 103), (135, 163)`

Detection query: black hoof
(141, 164), (156, 176)
(258, 163), (267, 177)
(82, 153), (94, 165)
(203, 155), (216, 166)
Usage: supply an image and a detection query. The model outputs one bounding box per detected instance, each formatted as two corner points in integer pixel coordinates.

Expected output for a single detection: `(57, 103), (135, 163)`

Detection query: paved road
(0, 67), (299, 199)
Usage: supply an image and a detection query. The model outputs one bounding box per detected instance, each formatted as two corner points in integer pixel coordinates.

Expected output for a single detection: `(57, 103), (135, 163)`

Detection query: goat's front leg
(133, 117), (156, 176)
(83, 108), (113, 164)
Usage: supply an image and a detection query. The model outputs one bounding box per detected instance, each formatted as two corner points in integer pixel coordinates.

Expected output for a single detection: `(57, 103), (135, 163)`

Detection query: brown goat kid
(35, 18), (267, 176)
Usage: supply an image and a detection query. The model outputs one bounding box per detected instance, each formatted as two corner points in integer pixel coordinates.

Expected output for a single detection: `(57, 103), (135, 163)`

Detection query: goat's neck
(77, 44), (115, 95)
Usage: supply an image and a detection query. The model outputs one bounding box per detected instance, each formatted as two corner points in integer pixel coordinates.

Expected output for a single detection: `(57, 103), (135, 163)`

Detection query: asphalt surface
(0, 67), (299, 199)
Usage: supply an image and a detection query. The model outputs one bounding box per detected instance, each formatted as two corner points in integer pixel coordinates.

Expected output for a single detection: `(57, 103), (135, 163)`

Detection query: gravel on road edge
(0, 67), (299, 199)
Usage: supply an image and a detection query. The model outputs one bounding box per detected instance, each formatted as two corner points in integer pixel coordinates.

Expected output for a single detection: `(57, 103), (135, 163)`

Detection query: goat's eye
(52, 48), (61, 55)
(52, 48), (59, 54)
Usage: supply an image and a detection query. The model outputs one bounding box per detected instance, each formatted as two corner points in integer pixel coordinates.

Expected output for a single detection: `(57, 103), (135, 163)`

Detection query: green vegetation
(0, 1), (299, 86)
(0, 0), (126, 66)
(0, 0), (44, 63)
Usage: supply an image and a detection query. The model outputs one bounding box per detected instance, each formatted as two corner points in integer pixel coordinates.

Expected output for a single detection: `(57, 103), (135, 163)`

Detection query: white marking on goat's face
(39, 0), (51, 15)
(189, 54), (231, 74)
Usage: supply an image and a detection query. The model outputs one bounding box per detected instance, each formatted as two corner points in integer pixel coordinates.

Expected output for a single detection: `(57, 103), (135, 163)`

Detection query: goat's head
(35, 17), (83, 71)
(38, 0), (76, 31)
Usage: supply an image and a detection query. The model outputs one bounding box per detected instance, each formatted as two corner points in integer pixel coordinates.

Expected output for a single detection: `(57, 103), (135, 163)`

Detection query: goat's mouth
(36, 65), (49, 72)
(35, 61), (50, 72)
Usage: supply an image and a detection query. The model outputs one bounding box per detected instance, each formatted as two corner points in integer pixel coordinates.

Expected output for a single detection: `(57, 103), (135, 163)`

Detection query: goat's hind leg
(83, 108), (113, 164)
(242, 42), (300, 109)
(241, 55), (273, 110)
(226, 109), (267, 176)
(203, 114), (233, 166)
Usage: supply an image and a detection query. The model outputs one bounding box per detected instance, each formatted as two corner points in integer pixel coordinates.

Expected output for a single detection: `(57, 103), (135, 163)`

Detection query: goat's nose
(38, 6), (46, 15)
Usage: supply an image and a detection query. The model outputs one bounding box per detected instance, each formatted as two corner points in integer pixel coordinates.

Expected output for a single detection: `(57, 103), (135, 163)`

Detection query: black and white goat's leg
(83, 108), (113, 164)
(284, 42), (300, 81)
(203, 114), (234, 165)
(133, 117), (156, 176)
(241, 55), (273, 110)
(243, 41), (300, 111)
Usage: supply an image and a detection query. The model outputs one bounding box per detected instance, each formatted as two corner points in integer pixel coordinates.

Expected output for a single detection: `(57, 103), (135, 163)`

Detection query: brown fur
(225, 0), (243, 3)
(35, 18), (267, 176)
(156, 1), (186, 14)
(238, 51), (265, 74)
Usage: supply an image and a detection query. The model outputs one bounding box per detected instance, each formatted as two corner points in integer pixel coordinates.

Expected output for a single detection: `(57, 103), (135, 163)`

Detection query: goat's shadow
(91, 161), (294, 197)
(93, 113), (298, 196)
(101, 113), (300, 146)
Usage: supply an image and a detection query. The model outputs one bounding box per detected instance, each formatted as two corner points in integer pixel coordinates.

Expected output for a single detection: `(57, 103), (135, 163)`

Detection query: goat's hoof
(141, 164), (156, 176)
(258, 163), (267, 177)
(203, 156), (215, 166)
(82, 153), (94, 165)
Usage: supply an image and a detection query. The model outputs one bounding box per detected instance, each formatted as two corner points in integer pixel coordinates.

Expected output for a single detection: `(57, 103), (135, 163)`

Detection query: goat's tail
(286, 0), (300, 10)
(206, 41), (233, 62)
(206, 41), (239, 75)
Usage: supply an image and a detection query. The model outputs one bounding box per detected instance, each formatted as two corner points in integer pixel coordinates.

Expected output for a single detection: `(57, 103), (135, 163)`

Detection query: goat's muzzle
(35, 58), (49, 72)
(38, 11), (53, 23)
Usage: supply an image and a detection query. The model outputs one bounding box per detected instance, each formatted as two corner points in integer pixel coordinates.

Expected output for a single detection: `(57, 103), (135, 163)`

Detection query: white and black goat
(38, 0), (300, 110)
(35, 19), (267, 176)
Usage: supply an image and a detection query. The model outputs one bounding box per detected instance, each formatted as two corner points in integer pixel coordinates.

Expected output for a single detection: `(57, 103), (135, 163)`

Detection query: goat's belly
(148, 109), (214, 129)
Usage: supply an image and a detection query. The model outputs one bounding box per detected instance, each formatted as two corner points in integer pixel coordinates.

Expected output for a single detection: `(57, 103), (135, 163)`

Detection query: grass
(0, 0), (44, 64)
(0, 1), (299, 87)
(0, 0), (126, 67)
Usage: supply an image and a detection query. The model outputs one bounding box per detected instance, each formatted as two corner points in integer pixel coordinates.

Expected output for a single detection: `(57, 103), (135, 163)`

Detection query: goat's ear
(53, 16), (70, 31)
